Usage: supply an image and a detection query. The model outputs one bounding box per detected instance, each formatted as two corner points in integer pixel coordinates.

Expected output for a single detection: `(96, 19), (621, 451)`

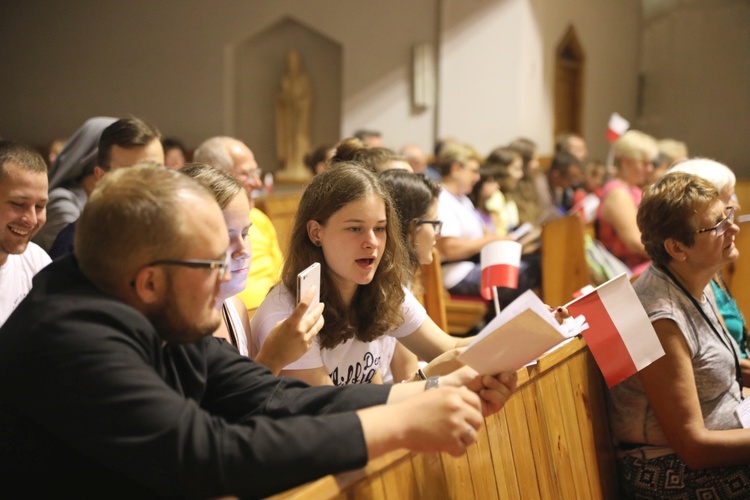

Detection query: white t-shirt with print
(0, 242), (52, 326)
(250, 284), (427, 385)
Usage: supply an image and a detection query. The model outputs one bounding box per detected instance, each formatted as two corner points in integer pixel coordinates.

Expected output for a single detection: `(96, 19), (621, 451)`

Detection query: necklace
(660, 265), (744, 400)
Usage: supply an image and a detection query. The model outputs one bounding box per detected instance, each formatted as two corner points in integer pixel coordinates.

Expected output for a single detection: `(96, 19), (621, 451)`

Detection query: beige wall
(0, 0), (438, 165)
(438, 0), (641, 161)
(1, 0), (746, 177)
(640, 0), (750, 177)
(532, 0), (642, 163)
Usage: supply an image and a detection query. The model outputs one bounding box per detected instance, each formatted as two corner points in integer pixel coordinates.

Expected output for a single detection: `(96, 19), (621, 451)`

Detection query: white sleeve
(389, 287), (427, 339)
(438, 190), (464, 239)
(249, 285), (325, 370)
(30, 243), (52, 269)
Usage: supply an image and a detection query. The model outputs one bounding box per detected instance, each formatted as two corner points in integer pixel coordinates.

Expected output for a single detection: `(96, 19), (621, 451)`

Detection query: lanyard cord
(660, 265), (744, 400)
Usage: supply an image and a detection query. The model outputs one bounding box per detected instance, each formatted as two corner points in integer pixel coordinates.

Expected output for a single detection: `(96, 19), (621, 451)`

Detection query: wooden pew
(415, 250), (448, 332)
(419, 248), (486, 336)
(729, 220), (750, 320)
(541, 214), (590, 307)
(268, 337), (619, 499)
(254, 191), (303, 256)
(734, 179), (750, 215)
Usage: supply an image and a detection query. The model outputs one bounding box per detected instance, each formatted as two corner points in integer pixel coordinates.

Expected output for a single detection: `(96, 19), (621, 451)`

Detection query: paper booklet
(458, 290), (588, 375)
(507, 222), (533, 241)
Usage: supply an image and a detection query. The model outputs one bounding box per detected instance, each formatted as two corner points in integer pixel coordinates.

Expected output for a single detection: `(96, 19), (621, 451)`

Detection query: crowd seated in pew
(0, 164), (519, 498)
(6, 114), (750, 498)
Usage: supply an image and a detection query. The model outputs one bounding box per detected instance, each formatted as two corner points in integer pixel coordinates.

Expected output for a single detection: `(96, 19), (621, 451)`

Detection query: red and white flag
(480, 240), (521, 300)
(568, 193), (600, 223)
(566, 273), (664, 388)
(606, 112), (630, 143)
(572, 284), (595, 299)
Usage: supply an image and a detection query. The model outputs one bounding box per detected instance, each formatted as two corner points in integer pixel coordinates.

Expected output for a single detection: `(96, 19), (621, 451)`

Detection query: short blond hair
(180, 163), (242, 210)
(437, 142), (482, 177)
(614, 130), (658, 166)
(75, 163), (215, 292)
(657, 139), (688, 162)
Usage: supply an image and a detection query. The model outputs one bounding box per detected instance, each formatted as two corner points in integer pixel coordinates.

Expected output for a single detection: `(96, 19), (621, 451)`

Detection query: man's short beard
(149, 276), (221, 344)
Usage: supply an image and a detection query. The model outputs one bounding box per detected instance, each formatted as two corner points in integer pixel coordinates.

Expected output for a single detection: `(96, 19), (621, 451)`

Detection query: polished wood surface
(268, 337), (619, 500)
(418, 248), (486, 335)
(541, 214), (590, 307)
(416, 249), (448, 332)
(729, 220), (750, 321)
(254, 191), (303, 256)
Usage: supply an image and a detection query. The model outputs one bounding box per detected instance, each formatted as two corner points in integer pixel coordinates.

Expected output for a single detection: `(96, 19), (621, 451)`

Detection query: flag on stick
(566, 273), (664, 387)
(480, 240), (521, 300)
(606, 112), (630, 143)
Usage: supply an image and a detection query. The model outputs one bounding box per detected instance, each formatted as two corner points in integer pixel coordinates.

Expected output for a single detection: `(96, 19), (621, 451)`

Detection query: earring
(315, 240), (322, 247)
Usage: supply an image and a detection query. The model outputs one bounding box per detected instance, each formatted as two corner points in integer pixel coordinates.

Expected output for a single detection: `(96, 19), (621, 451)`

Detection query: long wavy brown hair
(281, 163), (410, 349)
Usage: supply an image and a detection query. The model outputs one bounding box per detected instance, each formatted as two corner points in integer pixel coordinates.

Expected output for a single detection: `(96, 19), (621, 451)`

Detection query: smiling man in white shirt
(0, 140), (51, 325)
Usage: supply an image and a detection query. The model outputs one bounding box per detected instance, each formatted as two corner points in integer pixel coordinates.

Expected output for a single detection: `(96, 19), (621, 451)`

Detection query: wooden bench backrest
(268, 337), (619, 500)
(419, 248), (486, 335)
(730, 220), (750, 320)
(541, 214), (590, 307)
(418, 248), (449, 332)
(734, 179), (750, 215)
(254, 191), (303, 256)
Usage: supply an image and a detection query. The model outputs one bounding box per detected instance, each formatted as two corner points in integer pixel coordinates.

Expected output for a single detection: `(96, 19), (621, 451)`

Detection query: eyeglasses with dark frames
(146, 253), (231, 276)
(696, 206), (735, 237)
(129, 253), (230, 288)
(414, 219), (443, 236)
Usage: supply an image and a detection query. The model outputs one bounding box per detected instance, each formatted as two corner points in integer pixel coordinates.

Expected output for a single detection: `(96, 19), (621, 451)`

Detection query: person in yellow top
(241, 207), (284, 310)
(193, 136), (284, 311)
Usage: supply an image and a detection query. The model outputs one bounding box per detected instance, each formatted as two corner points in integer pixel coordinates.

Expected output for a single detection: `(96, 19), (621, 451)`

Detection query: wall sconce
(412, 42), (435, 111)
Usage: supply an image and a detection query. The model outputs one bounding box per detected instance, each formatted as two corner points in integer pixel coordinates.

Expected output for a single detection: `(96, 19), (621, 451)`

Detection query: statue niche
(275, 49), (313, 182)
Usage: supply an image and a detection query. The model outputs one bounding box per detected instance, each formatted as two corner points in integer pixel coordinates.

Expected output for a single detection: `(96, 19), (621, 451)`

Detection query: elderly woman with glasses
(609, 171), (750, 498)
(669, 158), (749, 381)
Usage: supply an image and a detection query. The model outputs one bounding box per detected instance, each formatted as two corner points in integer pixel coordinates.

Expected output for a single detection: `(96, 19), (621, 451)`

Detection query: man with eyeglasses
(0, 164), (517, 498)
(194, 136), (283, 311)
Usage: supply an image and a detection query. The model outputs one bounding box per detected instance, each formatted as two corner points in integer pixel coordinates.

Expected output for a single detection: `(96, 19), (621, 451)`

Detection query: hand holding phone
(297, 262), (321, 314)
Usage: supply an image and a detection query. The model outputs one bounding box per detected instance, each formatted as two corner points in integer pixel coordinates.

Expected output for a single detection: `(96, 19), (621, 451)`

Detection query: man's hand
(441, 365), (518, 416)
(359, 386), (484, 458)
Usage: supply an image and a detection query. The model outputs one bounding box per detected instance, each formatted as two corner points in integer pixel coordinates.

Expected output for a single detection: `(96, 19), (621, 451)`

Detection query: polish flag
(572, 284), (595, 299)
(565, 273), (664, 388)
(568, 193), (600, 223)
(606, 112), (630, 143)
(480, 240), (522, 300)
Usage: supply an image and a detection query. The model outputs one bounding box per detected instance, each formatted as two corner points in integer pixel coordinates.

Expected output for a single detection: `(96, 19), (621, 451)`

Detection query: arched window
(554, 26), (585, 138)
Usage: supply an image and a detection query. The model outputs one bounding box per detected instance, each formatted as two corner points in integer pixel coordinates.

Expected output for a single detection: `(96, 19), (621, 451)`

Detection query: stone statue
(275, 50), (312, 182)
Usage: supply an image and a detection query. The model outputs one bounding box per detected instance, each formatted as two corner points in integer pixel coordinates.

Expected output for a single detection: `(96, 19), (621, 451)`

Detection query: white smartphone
(296, 262), (321, 312)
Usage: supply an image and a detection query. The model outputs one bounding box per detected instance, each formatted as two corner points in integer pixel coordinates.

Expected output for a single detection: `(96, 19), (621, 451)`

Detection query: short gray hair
(668, 157), (735, 195)
(193, 136), (233, 171)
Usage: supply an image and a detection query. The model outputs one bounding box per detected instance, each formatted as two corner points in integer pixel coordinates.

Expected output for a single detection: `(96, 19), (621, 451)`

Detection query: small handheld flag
(566, 274), (664, 387)
(480, 240), (521, 301)
(606, 112), (630, 143)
